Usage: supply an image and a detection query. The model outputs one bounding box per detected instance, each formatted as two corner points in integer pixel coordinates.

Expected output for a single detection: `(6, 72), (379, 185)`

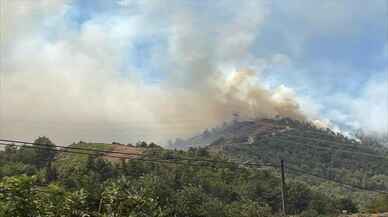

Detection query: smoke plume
(0, 0), (362, 145)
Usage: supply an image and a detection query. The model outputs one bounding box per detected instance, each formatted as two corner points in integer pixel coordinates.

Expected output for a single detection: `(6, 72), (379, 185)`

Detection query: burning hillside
(169, 117), (306, 149)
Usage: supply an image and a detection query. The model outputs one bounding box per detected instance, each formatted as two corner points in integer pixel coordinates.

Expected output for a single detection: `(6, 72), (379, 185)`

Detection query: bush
(365, 194), (388, 213)
(300, 209), (319, 217)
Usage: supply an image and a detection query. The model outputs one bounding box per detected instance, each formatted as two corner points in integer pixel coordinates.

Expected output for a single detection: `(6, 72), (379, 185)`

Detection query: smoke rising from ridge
(1, 0), (386, 145)
(0, 0), (308, 144)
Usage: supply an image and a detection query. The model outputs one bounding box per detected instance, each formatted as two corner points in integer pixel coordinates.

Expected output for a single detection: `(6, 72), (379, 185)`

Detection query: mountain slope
(170, 118), (388, 193)
(170, 118), (292, 149)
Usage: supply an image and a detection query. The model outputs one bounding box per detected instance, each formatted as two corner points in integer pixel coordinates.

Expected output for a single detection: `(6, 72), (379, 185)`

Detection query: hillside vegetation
(0, 119), (388, 216)
(171, 118), (388, 210)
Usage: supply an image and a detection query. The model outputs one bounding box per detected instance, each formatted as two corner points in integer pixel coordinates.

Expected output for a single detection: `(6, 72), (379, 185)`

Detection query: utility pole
(280, 159), (287, 216)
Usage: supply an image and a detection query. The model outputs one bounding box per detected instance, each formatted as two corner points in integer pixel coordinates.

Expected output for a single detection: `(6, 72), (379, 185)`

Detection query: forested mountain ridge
(204, 118), (388, 188)
(170, 117), (388, 208)
(171, 117), (387, 153)
(169, 118), (293, 149)
(0, 120), (388, 216)
(1, 138), (370, 216)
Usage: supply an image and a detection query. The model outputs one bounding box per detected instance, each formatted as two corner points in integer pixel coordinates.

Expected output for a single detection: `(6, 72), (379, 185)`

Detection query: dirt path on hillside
(103, 144), (143, 162)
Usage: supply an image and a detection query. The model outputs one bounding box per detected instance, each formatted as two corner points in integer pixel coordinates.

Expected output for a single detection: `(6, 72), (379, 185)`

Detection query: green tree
(33, 137), (56, 167)
(101, 177), (165, 217)
(226, 200), (272, 217)
(286, 181), (313, 214)
(365, 194), (388, 213)
(0, 175), (38, 217)
(174, 185), (208, 217)
(335, 197), (358, 214)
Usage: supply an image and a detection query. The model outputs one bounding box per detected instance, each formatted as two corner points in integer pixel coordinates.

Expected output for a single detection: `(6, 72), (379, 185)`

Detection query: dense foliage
(0, 136), (374, 217)
(206, 118), (388, 211)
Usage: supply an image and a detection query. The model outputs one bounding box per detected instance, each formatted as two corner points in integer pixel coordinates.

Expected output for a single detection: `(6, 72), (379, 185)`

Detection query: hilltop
(169, 117), (388, 207)
(170, 117), (386, 151)
(169, 118), (292, 149)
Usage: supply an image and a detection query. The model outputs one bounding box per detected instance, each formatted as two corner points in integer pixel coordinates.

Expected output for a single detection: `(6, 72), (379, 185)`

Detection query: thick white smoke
(1, 0), (386, 145)
(0, 0), (307, 145)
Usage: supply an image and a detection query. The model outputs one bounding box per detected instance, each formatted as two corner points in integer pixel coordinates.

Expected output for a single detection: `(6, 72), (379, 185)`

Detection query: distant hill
(169, 118), (292, 149)
(169, 117), (388, 195)
(170, 117), (386, 151)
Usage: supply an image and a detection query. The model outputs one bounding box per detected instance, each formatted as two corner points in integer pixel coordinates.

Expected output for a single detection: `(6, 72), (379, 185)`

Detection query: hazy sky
(0, 0), (387, 145)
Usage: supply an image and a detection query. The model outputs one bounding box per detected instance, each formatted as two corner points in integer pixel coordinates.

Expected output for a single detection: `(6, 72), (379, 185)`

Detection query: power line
(285, 165), (388, 195)
(294, 129), (385, 147)
(285, 128), (387, 153)
(0, 142), (273, 171)
(5, 132), (384, 171)
(268, 124), (385, 151)
(228, 156), (388, 195)
(1, 139), (142, 157)
(0, 142), (135, 161)
(228, 124), (386, 159)
(0, 138), (276, 168)
(260, 136), (387, 160)
(2, 142), (230, 170)
(279, 133), (385, 156)
(2, 142), (388, 196)
(251, 158), (388, 195)
(283, 130), (369, 149)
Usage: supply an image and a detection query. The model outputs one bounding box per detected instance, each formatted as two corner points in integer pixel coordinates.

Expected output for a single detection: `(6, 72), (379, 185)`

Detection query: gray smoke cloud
(0, 0), (308, 145)
(2, 0), (384, 145)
